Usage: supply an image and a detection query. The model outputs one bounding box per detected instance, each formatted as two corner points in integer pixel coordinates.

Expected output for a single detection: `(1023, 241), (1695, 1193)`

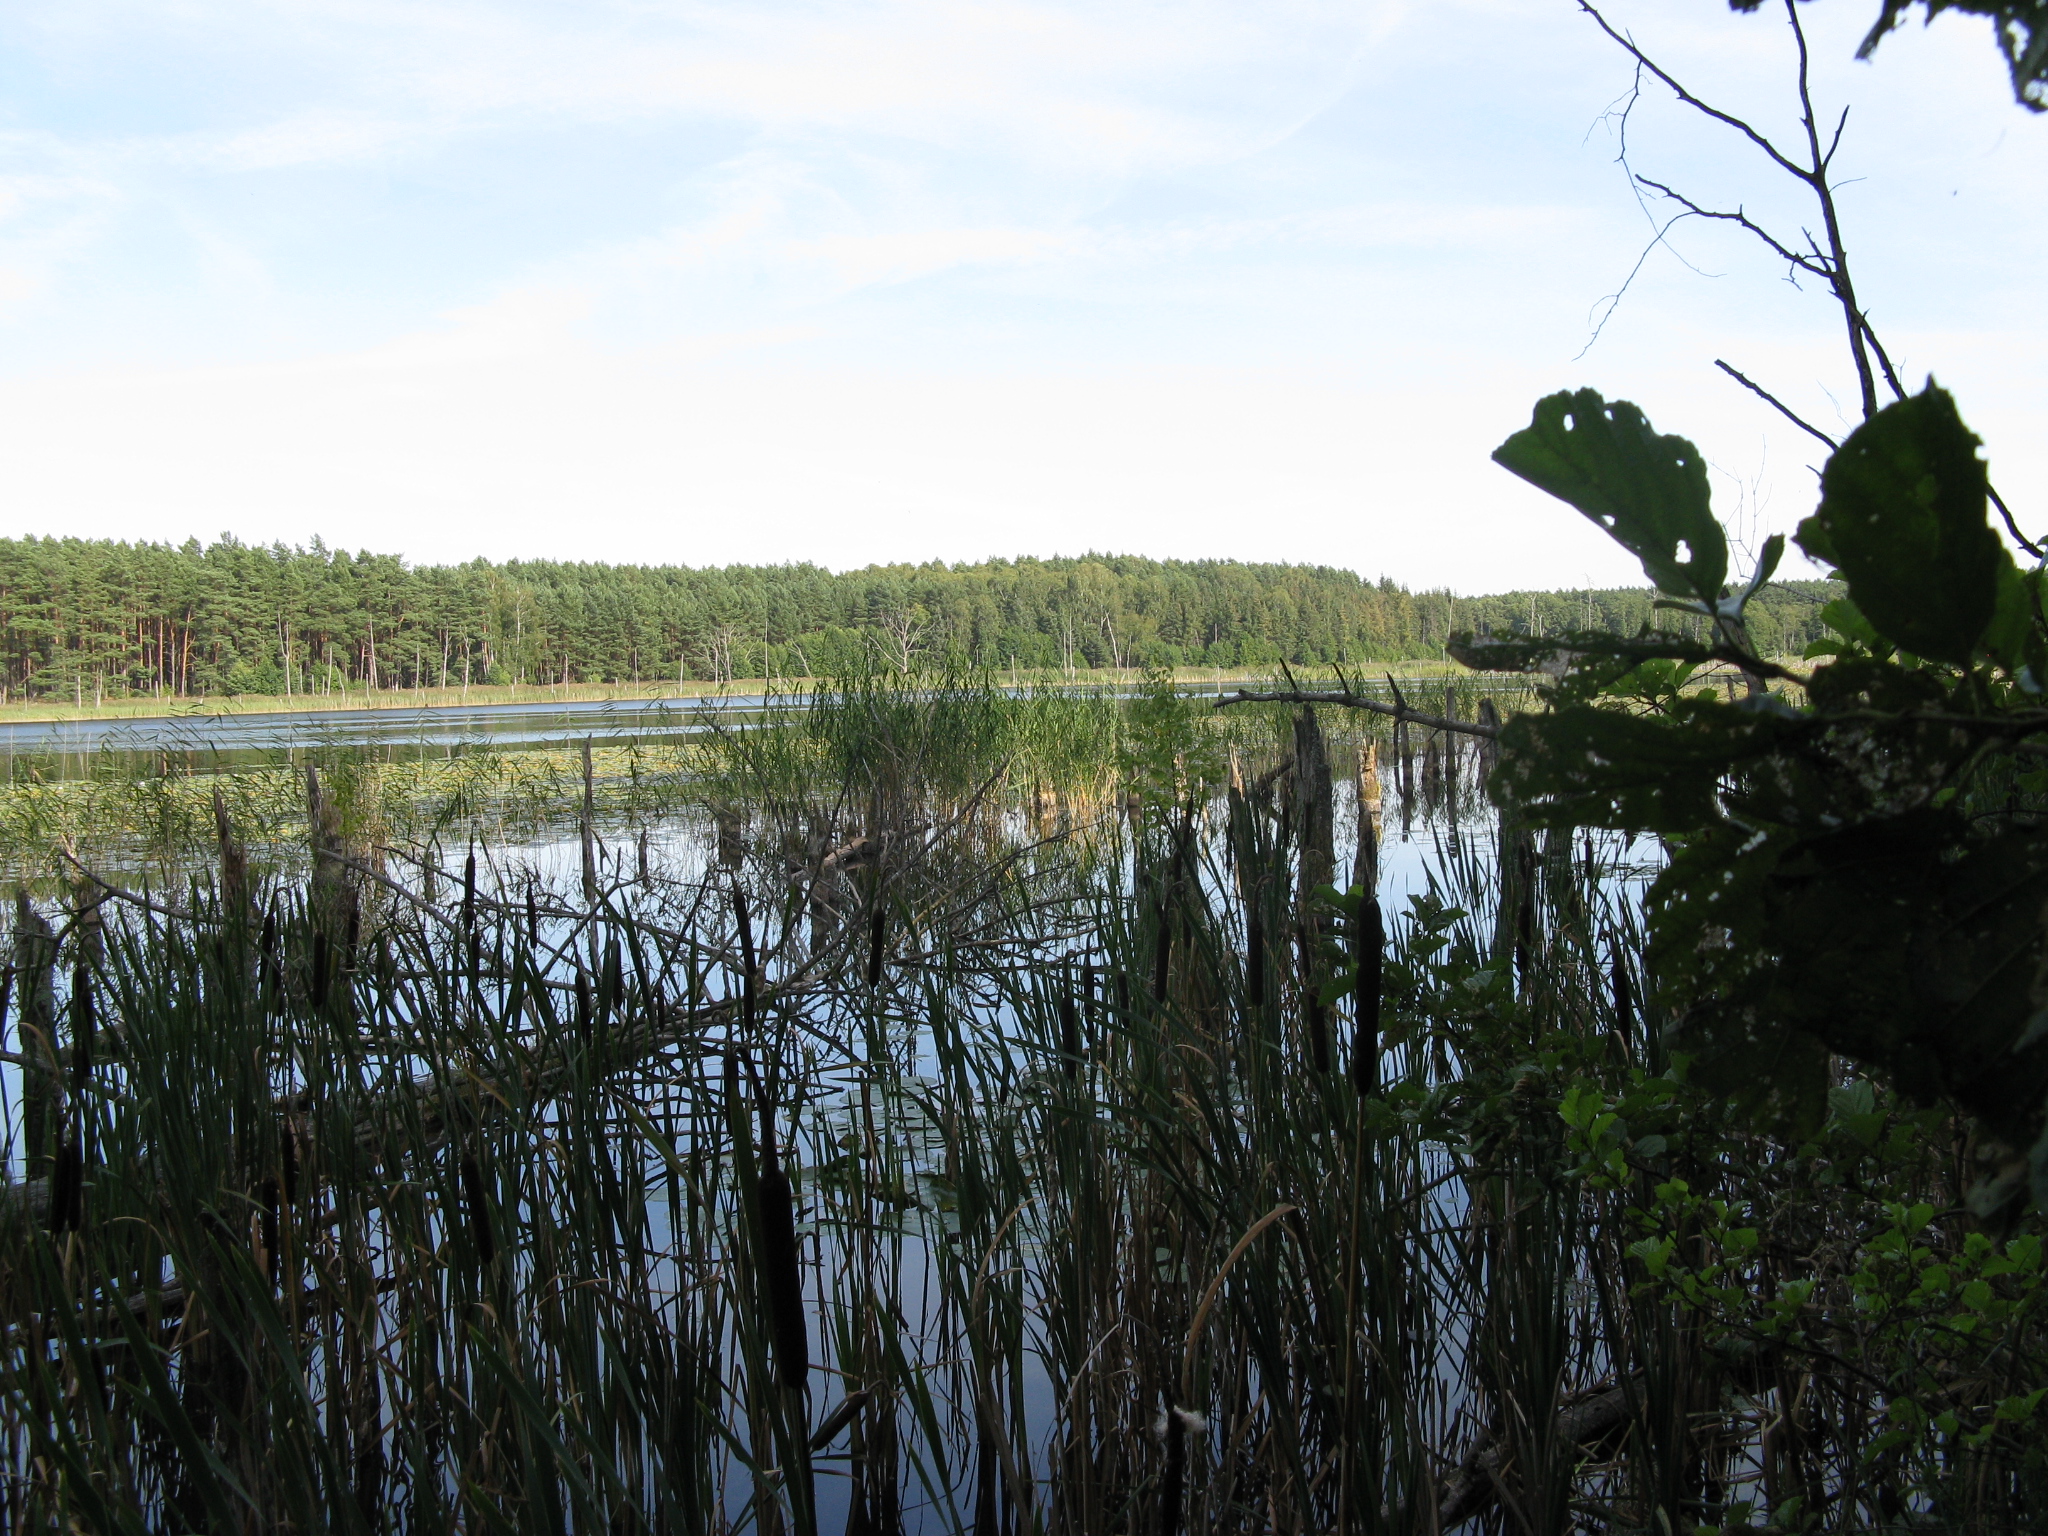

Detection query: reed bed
(0, 741), (694, 884)
(0, 669), (2036, 1533)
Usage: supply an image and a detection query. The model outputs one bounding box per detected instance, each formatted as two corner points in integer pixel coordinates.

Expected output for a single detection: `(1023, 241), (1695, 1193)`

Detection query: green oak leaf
(1982, 559), (2041, 673)
(1494, 390), (1727, 605)
(1797, 383), (2005, 666)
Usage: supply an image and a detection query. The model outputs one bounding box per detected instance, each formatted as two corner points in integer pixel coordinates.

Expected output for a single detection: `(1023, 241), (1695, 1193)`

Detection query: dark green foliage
(1476, 378), (2048, 1214)
(1750, 0), (2048, 110)
(1657, 810), (2048, 1136)
(1488, 699), (1804, 834)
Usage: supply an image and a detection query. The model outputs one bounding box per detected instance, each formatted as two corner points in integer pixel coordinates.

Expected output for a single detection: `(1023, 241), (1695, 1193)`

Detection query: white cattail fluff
(1153, 1407), (1209, 1440)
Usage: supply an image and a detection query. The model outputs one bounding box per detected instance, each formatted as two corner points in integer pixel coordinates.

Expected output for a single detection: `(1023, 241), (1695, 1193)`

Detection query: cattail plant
(755, 1102), (810, 1395)
(580, 736), (599, 904)
(14, 891), (55, 1185)
(1058, 982), (1082, 1081)
(458, 1150), (496, 1268)
(866, 902), (886, 989)
(1611, 944), (1636, 1063)
(1352, 895), (1383, 1097)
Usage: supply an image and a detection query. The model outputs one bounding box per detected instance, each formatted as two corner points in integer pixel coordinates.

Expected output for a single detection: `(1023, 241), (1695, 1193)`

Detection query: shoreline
(0, 662), (1480, 728)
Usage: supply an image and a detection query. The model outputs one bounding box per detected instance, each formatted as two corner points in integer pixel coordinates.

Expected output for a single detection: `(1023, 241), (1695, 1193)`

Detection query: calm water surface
(0, 693), (784, 779)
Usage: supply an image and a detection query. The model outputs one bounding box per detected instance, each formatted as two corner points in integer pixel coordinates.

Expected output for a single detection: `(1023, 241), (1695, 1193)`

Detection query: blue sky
(0, 0), (2040, 591)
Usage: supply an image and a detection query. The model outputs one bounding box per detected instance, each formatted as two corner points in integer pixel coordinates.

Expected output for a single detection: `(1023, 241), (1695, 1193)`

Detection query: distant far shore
(0, 662), (1494, 726)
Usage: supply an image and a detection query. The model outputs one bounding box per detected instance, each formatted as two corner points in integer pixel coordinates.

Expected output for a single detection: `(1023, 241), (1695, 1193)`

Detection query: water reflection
(0, 693), (784, 781)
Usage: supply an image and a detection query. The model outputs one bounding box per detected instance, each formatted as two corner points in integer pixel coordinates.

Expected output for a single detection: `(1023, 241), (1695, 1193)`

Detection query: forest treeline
(0, 535), (1841, 700)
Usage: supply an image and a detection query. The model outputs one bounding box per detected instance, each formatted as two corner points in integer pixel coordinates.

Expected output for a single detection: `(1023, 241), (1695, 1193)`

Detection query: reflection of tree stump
(1294, 710), (1336, 1073)
(66, 864), (105, 965)
(795, 830), (845, 951)
(213, 785), (249, 918)
(1476, 699), (1503, 785)
(1293, 709), (1334, 897)
(715, 806), (746, 869)
(790, 827), (893, 956)
(13, 890), (57, 1184)
(305, 767), (361, 1009)
(306, 766), (349, 932)
(1442, 690), (1462, 826)
(579, 737), (599, 905)
(1356, 739), (1385, 890)
(1353, 785), (1380, 895)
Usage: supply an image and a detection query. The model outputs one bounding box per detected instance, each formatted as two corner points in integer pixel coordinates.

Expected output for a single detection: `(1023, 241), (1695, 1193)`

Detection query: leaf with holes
(1494, 390), (1726, 604)
(1798, 384), (2005, 666)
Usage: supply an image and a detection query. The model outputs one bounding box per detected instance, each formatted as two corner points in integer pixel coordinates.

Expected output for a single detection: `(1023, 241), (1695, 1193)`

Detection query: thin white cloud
(0, 163), (125, 319)
(12, 0), (1381, 174)
(197, 109), (442, 173)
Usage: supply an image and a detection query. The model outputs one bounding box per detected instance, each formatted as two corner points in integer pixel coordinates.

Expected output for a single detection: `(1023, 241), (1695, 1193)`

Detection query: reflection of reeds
(0, 739), (716, 885)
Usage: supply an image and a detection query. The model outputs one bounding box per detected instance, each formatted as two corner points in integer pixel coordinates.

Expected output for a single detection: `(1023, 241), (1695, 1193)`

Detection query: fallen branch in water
(1215, 675), (1499, 740)
(1437, 1378), (1636, 1528)
(57, 851), (199, 924)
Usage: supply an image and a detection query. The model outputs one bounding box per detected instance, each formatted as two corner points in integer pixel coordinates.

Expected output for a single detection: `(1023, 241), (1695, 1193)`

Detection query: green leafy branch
(1471, 381), (2048, 1219)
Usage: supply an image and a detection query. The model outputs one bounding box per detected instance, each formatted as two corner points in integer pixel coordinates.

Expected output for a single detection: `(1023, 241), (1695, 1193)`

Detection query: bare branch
(1860, 319), (1908, 403)
(1714, 360), (1840, 452)
(56, 851), (199, 924)
(1213, 687), (1499, 740)
(1582, 0), (1891, 422)
(1988, 483), (2045, 561)
(1634, 178), (1826, 276)
(1822, 104), (1851, 170)
(1576, 1), (1815, 184)
(1784, 0), (1880, 417)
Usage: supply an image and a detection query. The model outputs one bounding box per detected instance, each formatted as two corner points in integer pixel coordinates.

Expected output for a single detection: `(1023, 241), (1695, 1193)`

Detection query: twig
(1988, 484), (2044, 561)
(1577, 1), (1810, 182)
(1783, 0), (1882, 417)
(1579, 207), (1707, 359)
(56, 852), (200, 924)
(1714, 360), (1839, 451)
(1633, 178), (1821, 276)
(1714, 365), (2040, 560)
(1579, 0), (1888, 419)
